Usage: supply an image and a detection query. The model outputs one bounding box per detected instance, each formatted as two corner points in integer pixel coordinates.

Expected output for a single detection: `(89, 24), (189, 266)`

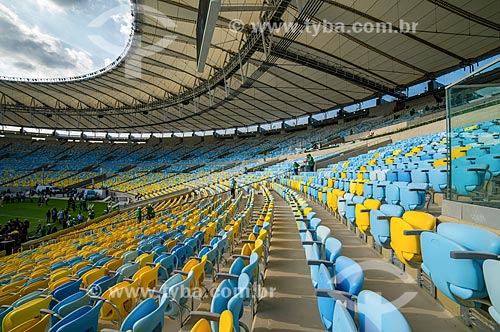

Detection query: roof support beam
(426, 0), (500, 32)
(220, 5), (275, 11)
(323, 0), (466, 63)
(270, 47), (404, 98)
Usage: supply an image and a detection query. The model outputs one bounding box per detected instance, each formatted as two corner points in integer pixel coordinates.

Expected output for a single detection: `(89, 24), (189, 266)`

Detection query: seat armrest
(213, 235), (223, 239)
(147, 289), (164, 296)
(307, 259), (334, 267)
(189, 311), (221, 321)
(409, 188), (427, 192)
(40, 308), (57, 315)
(232, 255), (250, 260)
(201, 245), (213, 249)
(347, 204), (356, 207)
(302, 241), (322, 246)
(101, 329), (121, 332)
(122, 278), (134, 282)
(188, 256), (202, 261)
(403, 230), (429, 236)
(450, 251), (499, 260)
(40, 309), (62, 320)
(240, 240), (255, 244)
(359, 209), (370, 213)
(468, 167), (487, 172)
(173, 270), (189, 276)
(90, 296), (107, 302)
(146, 262), (156, 267)
(377, 216), (393, 220)
(315, 288), (356, 301)
(298, 229), (315, 233)
(216, 273), (239, 280)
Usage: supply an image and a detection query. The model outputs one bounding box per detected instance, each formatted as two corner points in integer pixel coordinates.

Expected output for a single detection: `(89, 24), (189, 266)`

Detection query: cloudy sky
(0, 0), (133, 79)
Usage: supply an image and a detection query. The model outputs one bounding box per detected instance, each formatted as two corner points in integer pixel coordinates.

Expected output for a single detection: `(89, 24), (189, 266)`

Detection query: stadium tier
(0, 1), (500, 332)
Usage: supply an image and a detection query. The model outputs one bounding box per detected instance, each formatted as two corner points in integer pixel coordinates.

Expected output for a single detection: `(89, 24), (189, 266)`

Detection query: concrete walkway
(252, 191), (324, 332)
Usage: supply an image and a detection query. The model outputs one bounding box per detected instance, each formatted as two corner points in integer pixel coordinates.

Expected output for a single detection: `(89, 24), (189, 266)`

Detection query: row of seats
(279, 169), (500, 328)
(0, 182), (259, 332)
(273, 183), (412, 332)
(190, 186), (274, 332)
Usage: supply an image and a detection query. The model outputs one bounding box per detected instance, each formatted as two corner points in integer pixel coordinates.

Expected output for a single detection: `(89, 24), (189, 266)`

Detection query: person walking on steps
(136, 207), (142, 224)
(146, 203), (154, 220)
(230, 178), (236, 199)
(293, 161), (300, 175)
(306, 154), (315, 172)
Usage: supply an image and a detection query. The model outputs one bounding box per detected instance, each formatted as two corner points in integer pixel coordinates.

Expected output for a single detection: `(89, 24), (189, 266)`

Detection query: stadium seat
(48, 301), (102, 332)
(390, 211), (436, 266)
(484, 259), (500, 325)
(421, 223), (500, 305)
(190, 310), (234, 332)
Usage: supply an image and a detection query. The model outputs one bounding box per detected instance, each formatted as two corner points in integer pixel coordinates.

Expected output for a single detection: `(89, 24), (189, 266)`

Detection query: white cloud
(111, 12), (133, 36)
(0, 3), (94, 78)
(35, 0), (64, 14)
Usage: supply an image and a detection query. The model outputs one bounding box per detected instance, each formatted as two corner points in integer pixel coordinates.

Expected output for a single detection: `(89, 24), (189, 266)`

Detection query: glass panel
(447, 58), (500, 208)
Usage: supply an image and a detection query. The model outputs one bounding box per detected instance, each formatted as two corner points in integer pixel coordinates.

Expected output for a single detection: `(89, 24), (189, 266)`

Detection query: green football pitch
(0, 198), (107, 236)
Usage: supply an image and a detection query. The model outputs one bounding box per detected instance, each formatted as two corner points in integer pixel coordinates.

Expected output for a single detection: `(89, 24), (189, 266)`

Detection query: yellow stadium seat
(355, 199), (381, 235)
(390, 212), (436, 267)
(2, 296), (52, 332)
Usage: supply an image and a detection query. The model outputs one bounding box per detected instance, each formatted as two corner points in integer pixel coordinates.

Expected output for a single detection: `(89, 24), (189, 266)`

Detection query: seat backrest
(390, 212), (435, 265)
(316, 264), (336, 331)
(358, 290), (411, 332)
(219, 310), (234, 332)
(484, 260), (500, 325)
(3, 295), (52, 332)
(438, 223), (500, 254)
(210, 280), (235, 331)
(227, 274), (250, 332)
(50, 301), (103, 332)
(316, 226), (331, 244)
(421, 231), (484, 304)
(51, 278), (82, 302)
(191, 256), (207, 289)
(324, 238), (342, 262)
(122, 251), (139, 264)
(332, 301), (357, 332)
(117, 262), (140, 280)
(310, 218), (322, 230)
(241, 253), (259, 285)
(122, 294), (169, 332)
(335, 256), (364, 295)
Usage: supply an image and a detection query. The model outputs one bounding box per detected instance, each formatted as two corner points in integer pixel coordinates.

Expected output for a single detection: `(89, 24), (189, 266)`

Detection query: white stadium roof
(0, 0), (499, 132)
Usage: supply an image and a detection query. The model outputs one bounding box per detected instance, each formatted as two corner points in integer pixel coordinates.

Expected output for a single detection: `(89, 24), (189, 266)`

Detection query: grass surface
(0, 198), (107, 235)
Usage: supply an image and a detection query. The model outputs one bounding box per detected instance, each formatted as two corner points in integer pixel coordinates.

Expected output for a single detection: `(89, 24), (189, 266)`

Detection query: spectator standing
(306, 154), (315, 172)
(230, 178), (236, 199)
(293, 161), (300, 175)
(146, 204), (154, 220)
(136, 207), (142, 224)
(51, 207), (57, 223)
